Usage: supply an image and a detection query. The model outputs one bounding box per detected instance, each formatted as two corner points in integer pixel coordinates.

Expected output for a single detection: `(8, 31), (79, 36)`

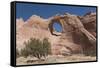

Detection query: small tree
(42, 38), (51, 58)
(21, 38), (51, 60)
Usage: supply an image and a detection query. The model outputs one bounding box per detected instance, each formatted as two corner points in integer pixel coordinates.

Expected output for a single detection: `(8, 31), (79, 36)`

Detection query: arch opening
(53, 22), (62, 33)
(48, 20), (63, 36)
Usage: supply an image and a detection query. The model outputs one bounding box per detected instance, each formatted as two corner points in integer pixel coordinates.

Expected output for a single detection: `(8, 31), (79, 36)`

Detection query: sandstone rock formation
(16, 12), (96, 56)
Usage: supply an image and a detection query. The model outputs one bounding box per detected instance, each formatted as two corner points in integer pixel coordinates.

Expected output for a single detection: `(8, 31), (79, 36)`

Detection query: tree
(21, 38), (51, 60)
(42, 38), (51, 58)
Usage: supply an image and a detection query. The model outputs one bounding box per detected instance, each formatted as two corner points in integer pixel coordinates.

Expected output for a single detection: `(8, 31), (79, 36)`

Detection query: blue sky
(16, 3), (96, 32)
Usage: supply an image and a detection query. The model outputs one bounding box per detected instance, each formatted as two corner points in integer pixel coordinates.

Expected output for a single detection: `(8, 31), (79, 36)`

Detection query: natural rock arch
(48, 14), (96, 45)
(48, 16), (64, 36)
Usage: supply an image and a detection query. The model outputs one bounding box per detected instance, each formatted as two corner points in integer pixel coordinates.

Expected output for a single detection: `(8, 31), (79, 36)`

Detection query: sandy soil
(16, 54), (96, 65)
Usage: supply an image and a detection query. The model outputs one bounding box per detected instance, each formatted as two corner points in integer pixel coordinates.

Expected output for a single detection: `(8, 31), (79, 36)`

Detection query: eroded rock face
(81, 12), (96, 37)
(16, 12), (96, 56)
(80, 12), (96, 55)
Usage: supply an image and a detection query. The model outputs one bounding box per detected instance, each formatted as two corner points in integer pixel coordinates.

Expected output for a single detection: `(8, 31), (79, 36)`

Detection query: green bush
(21, 38), (51, 60)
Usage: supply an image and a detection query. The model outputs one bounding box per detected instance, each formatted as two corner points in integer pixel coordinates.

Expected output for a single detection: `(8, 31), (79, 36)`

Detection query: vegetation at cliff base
(21, 38), (51, 60)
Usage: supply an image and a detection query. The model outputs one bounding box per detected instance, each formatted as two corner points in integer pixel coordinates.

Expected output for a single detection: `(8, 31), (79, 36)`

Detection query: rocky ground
(16, 55), (96, 65)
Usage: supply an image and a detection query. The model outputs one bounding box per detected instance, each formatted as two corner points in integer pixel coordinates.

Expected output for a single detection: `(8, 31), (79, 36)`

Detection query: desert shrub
(41, 38), (51, 58)
(16, 49), (20, 58)
(84, 50), (96, 56)
(21, 38), (51, 60)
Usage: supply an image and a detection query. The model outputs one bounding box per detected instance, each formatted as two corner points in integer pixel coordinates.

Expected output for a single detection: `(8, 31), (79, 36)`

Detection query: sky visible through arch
(16, 3), (96, 32)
